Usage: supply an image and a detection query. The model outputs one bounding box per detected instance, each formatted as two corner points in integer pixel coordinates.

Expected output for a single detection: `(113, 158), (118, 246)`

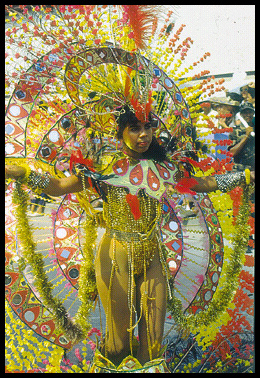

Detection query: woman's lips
(138, 142), (149, 147)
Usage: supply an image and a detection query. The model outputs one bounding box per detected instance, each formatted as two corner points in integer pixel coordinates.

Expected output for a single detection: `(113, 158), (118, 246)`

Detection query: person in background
(229, 99), (255, 256)
(194, 97), (218, 157)
(227, 80), (255, 128)
(209, 96), (239, 160)
(226, 89), (243, 105)
(211, 97), (239, 129)
(229, 102), (255, 172)
(240, 82), (255, 108)
(29, 192), (51, 217)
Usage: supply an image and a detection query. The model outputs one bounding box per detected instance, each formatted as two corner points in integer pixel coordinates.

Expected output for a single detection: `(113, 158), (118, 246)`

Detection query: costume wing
(161, 191), (224, 315)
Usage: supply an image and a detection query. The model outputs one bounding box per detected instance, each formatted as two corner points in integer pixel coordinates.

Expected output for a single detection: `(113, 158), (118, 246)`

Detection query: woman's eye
(129, 125), (140, 132)
(130, 127), (138, 132)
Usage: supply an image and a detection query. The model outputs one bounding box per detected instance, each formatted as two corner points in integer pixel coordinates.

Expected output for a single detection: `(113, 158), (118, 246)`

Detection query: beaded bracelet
(215, 171), (246, 193)
(26, 171), (51, 194)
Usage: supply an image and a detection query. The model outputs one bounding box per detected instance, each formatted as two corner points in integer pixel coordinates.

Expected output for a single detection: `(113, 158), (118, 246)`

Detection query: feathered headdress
(129, 91), (153, 123)
(120, 5), (159, 50)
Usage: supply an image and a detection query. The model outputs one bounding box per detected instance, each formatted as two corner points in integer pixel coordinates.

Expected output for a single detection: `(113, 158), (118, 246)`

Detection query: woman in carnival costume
(5, 99), (255, 373)
(5, 5), (254, 373)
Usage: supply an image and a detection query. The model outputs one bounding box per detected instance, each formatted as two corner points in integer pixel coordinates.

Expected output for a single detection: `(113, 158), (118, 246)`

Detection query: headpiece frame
(64, 46), (195, 151)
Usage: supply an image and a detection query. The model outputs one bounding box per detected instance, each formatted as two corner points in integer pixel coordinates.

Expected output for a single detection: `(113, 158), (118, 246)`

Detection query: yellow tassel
(245, 168), (251, 185)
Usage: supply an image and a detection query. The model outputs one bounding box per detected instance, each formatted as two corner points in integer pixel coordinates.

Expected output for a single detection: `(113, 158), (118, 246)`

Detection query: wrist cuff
(215, 172), (246, 193)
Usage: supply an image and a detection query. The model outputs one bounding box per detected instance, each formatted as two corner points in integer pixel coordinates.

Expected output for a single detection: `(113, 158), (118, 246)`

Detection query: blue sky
(173, 5), (255, 76)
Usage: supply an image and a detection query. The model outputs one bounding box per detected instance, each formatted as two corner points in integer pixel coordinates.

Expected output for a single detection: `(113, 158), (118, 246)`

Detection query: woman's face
(216, 104), (234, 117)
(122, 121), (153, 158)
(241, 109), (254, 124)
(215, 104), (235, 126)
(240, 85), (249, 100)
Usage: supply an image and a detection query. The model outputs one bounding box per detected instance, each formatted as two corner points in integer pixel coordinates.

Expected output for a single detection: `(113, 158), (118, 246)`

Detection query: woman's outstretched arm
(190, 170), (254, 193)
(5, 165), (85, 197)
(42, 175), (83, 196)
(190, 175), (218, 193)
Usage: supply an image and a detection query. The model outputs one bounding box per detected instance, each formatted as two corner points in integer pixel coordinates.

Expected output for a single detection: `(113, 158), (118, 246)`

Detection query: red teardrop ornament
(112, 158), (129, 176)
(147, 168), (160, 191)
(129, 164), (143, 185)
(155, 163), (170, 180)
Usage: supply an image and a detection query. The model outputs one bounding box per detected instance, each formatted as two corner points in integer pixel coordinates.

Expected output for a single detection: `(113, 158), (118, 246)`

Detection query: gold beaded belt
(105, 225), (158, 243)
(105, 225), (160, 276)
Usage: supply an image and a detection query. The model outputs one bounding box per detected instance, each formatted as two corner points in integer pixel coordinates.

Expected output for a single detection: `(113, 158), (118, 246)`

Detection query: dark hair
(115, 105), (168, 162)
(116, 105), (140, 139)
(247, 86), (255, 99)
(227, 92), (243, 104)
(239, 101), (254, 113)
(141, 136), (168, 162)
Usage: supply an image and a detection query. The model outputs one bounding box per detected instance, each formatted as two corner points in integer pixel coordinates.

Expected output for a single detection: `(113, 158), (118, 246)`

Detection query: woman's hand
(5, 165), (27, 181)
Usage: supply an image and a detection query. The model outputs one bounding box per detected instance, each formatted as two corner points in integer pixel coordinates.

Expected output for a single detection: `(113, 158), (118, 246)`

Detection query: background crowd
(195, 77), (255, 257)
(195, 79), (255, 173)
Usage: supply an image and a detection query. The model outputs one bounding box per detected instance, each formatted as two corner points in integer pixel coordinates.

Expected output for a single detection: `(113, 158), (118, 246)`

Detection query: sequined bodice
(103, 185), (162, 233)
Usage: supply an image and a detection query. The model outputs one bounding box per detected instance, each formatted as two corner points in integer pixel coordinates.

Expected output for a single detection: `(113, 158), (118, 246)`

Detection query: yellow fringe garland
(11, 180), (96, 344)
(167, 184), (254, 342)
(74, 214), (97, 336)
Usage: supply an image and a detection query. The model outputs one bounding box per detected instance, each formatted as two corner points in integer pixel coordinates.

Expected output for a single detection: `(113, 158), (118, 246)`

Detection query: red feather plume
(124, 66), (133, 100)
(175, 177), (198, 195)
(130, 91), (153, 122)
(121, 5), (159, 50)
(69, 149), (94, 173)
(126, 193), (142, 220)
